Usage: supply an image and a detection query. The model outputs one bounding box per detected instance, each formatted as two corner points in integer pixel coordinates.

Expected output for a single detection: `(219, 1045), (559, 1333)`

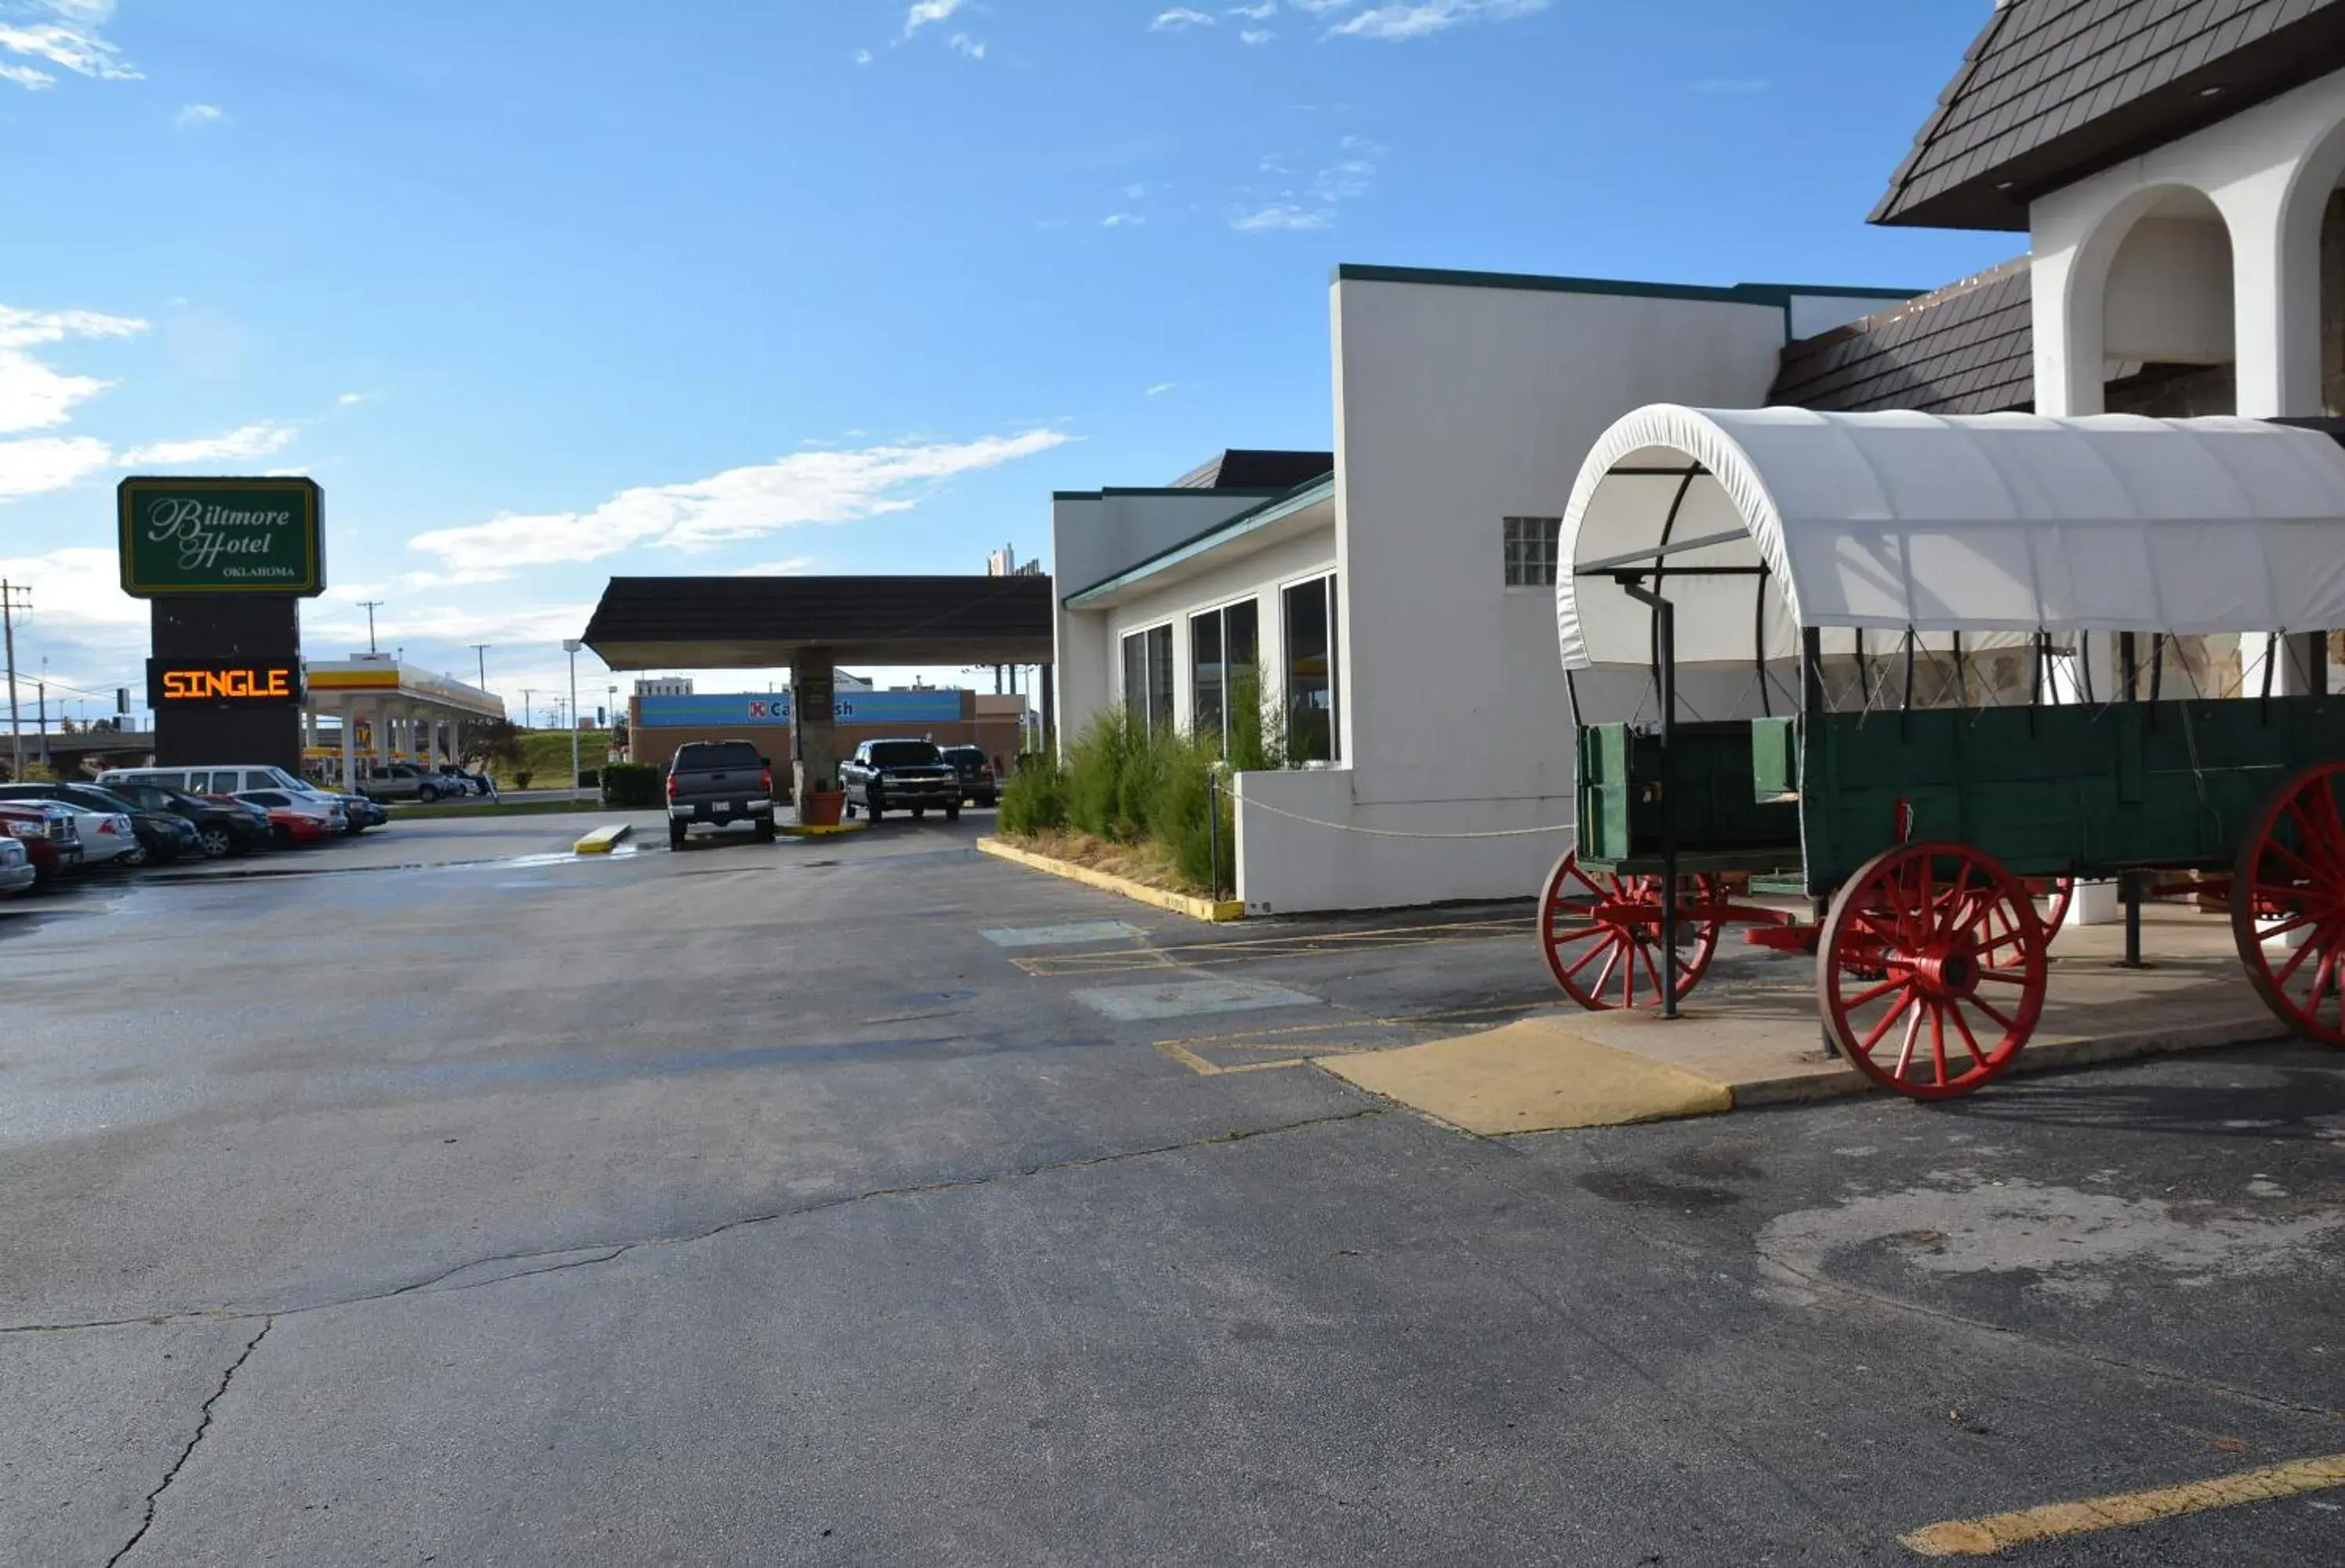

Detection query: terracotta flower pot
(801, 788), (847, 828)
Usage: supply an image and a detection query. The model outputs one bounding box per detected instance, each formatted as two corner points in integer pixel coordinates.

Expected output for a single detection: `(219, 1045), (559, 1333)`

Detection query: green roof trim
(1052, 485), (1294, 502)
(1330, 263), (1925, 308)
(1065, 474), (1336, 608)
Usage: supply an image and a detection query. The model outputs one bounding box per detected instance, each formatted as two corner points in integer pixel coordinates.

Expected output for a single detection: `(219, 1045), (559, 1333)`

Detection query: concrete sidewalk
(1320, 903), (2286, 1134)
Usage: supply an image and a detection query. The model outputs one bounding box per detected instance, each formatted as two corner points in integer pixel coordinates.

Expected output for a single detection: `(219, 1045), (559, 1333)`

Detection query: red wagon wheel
(1817, 840), (2049, 1100)
(2028, 877), (2075, 941)
(1539, 849), (1721, 1011)
(2231, 760), (2345, 1047)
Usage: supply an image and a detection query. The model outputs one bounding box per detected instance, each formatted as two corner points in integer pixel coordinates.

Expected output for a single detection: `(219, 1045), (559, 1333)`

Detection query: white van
(101, 764), (325, 800)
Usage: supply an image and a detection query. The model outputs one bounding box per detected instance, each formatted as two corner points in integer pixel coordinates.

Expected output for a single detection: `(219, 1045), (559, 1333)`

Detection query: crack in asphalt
(1, 1106), (1388, 1337)
(105, 1316), (273, 1567)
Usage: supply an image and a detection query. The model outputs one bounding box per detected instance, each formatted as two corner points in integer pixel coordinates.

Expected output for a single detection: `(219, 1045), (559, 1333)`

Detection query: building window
(1504, 515), (1562, 586)
(1120, 623), (1174, 735)
(1283, 575), (1339, 764)
(1189, 598), (1259, 757)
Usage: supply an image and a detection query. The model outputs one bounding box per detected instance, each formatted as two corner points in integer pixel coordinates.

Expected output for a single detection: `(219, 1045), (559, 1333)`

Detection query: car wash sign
(118, 476), (325, 597)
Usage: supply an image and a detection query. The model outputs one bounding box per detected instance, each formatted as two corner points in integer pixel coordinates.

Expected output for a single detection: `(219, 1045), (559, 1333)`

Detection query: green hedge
(601, 762), (662, 809)
(998, 702), (1289, 893)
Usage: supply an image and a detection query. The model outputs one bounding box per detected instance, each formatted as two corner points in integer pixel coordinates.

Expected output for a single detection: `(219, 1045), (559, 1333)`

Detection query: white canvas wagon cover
(1556, 405), (2345, 671)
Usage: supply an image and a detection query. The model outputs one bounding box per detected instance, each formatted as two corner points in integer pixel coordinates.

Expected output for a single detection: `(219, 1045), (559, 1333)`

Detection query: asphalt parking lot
(4, 811), (2343, 1564)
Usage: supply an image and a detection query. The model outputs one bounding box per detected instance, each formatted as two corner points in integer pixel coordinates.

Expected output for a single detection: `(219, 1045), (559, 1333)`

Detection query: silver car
(0, 835), (34, 897)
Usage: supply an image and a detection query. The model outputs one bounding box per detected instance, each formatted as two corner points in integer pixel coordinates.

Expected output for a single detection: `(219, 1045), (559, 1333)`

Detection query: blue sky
(0, 0), (2016, 725)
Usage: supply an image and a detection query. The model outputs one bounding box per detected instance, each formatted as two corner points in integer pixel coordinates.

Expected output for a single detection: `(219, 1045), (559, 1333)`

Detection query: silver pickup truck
(666, 739), (778, 848)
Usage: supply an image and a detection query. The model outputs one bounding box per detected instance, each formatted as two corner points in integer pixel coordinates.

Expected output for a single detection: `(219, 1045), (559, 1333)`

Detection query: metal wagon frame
(1540, 405), (2345, 1099)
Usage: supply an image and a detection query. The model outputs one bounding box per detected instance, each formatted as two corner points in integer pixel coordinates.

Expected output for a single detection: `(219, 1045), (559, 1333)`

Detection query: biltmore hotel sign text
(118, 475), (325, 597)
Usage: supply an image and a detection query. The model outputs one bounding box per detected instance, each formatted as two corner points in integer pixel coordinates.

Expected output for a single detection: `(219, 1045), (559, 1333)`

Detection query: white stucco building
(1052, 0), (2345, 915)
(1051, 271), (1915, 913)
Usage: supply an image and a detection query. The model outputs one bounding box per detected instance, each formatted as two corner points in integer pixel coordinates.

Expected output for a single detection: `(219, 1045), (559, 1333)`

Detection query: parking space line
(1013, 916), (1536, 978)
(1153, 998), (1570, 1076)
(1900, 1450), (2345, 1556)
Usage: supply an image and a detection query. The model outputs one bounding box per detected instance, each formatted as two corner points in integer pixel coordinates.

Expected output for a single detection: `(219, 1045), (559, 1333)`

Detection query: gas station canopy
(582, 575), (1055, 670)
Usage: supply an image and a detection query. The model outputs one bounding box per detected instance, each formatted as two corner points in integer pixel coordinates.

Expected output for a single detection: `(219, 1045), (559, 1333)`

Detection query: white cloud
(0, 0), (139, 88)
(904, 0), (962, 35)
(0, 303), (145, 434)
(1228, 2), (1278, 16)
(337, 390), (366, 406)
(1230, 204), (1329, 232)
(1240, 28), (1274, 43)
(726, 557), (818, 577)
(1101, 212), (1143, 227)
(1123, 182), (1147, 199)
(948, 31), (986, 59)
(1329, 0), (1548, 39)
(1152, 8), (1215, 30)
(1145, 382), (1180, 397)
(0, 434), (111, 498)
(0, 59), (49, 87)
(405, 429), (1073, 582)
(175, 101), (221, 129)
(854, 47), (873, 65)
(118, 421), (296, 466)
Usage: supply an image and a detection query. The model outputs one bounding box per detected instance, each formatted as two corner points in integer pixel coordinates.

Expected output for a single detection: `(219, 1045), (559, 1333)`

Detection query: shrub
(579, 768), (601, 789)
(601, 763), (661, 809)
(514, 769), (535, 790)
(996, 754), (1068, 835)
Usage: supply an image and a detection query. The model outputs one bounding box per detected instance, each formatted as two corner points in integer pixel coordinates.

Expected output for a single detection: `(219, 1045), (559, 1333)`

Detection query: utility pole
(472, 644), (490, 689)
(563, 639), (583, 792)
(2, 581), (26, 780)
(521, 688), (535, 731)
(358, 601), (384, 654)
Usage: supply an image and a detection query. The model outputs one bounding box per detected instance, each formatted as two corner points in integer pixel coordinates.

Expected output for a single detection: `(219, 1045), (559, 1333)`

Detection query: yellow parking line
(1902, 1450), (2345, 1556)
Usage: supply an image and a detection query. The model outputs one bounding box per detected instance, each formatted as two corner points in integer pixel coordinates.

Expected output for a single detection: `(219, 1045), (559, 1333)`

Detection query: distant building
(633, 677), (693, 698)
(987, 543), (1043, 577)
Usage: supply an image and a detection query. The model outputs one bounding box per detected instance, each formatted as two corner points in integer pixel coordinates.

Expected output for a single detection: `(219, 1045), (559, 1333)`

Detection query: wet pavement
(2, 813), (2342, 1563)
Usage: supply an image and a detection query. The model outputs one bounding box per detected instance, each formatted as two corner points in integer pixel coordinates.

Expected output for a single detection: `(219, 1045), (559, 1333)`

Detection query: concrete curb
(976, 836), (1243, 923)
(573, 823), (633, 855)
(780, 822), (870, 838)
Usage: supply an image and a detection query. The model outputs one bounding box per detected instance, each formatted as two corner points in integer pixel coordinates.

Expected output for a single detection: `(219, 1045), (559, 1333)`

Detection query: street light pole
(472, 644), (490, 689)
(563, 639), (583, 794)
(521, 688), (535, 731)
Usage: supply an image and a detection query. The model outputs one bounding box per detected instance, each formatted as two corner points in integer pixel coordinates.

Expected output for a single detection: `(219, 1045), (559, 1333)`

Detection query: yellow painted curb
(976, 836), (1243, 923)
(1901, 1449), (2345, 1555)
(1318, 1017), (1732, 1134)
(780, 822), (869, 838)
(573, 822), (633, 855)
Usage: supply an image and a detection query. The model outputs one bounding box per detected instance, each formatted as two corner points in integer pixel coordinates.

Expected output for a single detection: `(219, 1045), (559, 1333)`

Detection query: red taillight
(665, 773), (677, 800)
(760, 767), (773, 797)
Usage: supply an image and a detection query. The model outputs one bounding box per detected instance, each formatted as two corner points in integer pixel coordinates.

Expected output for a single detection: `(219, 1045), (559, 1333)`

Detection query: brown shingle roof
(1770, 258), (2035, 415)
(1874, 0), (2345, 230)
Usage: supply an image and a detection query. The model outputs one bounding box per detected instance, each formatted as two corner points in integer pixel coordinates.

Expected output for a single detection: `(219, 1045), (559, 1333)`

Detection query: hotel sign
(119, 476), (325, 597)
(148, 658), (306, 708)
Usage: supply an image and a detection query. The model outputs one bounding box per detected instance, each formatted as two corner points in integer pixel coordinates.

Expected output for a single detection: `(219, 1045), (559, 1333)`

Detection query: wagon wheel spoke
(1842, 972), (1907, 1011)
(1934, 861), (1976, 940)
(1859, 989), (1918, 1054)
(2271, 929), (2325, 989)
(2249, 909), (2321, 944)
(1589, 943), (1622, 1003)
(1892, 1002), (1926, 1080)
(1929, 1004), (1951, 1088)
(1968, 994), (2020, 1035)
(1560, 938), (1614, 980)
(1945, 1000), (1988, 1070)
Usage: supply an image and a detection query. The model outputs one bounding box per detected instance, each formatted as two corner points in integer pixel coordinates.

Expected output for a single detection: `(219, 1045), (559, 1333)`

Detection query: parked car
(841, 739), (961, 822)
(434, 764), (491, 797)
(358, 762), (464, 803)
(0, 833), (34, 898)
(0, 799), (89, 884)
(3, 795), (139, 866)
(0, 783), (201, 866)
(938, 744), (999, 808)
(665, 739), (777, 848)
(319, 790), (388, 833)
(103, 764), (318, 799)
(100, 782), (270, 858)
(235, 789), (347, 845)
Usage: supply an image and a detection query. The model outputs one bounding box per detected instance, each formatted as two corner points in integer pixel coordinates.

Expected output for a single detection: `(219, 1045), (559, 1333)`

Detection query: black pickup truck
(666, 739), (779, 848)
(840, 739), (961, 822)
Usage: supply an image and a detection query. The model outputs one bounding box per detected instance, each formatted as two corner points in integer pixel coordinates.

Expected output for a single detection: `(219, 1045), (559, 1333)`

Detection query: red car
(234, 789), (347, 846)
(0, 800), (85, 887)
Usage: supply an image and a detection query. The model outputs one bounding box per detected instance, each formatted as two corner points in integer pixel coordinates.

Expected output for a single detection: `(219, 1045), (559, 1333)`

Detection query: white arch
(2041, 182), (2234, 415)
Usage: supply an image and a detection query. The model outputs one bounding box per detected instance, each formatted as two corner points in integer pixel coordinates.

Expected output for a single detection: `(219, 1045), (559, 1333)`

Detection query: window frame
(1188, 593), (1262, 758)
(1118, 619), (1178, 737)
(1503, 515), (1563, 589)
(1279, 570), (1341, 764)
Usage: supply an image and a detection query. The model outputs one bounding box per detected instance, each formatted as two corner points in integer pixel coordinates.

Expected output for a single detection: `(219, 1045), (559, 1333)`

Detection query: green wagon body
(1574, 695), (2345, 897)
